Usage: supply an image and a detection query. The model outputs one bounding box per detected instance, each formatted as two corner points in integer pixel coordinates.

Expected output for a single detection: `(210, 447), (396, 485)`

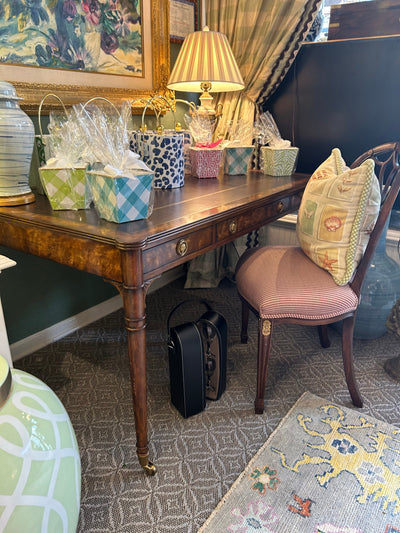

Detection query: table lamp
(167, 26), (244, 126)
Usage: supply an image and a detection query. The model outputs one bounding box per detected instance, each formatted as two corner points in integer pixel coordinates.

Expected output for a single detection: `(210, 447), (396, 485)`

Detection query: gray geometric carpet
(15, 278), (400, 533)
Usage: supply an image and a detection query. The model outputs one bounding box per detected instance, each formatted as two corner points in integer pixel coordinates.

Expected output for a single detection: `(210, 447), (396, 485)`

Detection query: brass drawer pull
(277, 201), (285, 213)
(229, 219), (238, 234)
(176, 238), (188, 256)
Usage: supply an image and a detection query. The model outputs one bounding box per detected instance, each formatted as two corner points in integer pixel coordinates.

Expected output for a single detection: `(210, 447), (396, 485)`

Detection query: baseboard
(10, 267), (184, 362)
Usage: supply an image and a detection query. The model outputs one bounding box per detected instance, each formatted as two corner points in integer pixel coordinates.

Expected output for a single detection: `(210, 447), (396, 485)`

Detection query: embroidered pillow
(296, 148), (381, 286)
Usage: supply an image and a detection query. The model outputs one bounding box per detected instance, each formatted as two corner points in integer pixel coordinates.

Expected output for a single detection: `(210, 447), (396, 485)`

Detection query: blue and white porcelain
(0, 81), (35, 197)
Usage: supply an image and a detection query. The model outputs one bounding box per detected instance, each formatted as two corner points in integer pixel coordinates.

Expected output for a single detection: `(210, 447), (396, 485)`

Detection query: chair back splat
(235, 142), (400, 413)
(350, 142), (400, 297)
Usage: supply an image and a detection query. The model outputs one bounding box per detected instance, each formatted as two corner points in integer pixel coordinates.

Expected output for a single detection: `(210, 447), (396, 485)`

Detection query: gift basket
(255, 111), (299, 176)
(32, 94), (68, 195)
(186, 114), (224, 178)
(166, 99), (196, 175)
(130, 96), (185, 189)
(223, 120), (254, 175)
(75, 99), (155, 223)
(38, 94), (91, 210)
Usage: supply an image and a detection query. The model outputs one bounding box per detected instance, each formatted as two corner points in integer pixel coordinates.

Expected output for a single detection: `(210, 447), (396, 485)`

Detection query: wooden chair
(235, 143), (400, 413)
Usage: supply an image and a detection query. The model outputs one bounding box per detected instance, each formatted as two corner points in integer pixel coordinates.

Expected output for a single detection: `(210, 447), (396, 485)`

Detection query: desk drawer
(143, 226), (214, 272)
(216, 195), (298, 241)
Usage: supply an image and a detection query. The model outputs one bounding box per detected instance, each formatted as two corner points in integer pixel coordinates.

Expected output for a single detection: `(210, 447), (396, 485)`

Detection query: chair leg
(255, 319), (273, 414)
(342, 315), (363, 407)
(318, 325), (331, 348)
(241, 300), (250, 344)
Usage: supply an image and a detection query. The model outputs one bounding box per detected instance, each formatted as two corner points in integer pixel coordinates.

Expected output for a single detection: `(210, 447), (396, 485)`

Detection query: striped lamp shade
(167, 26), (244, 93)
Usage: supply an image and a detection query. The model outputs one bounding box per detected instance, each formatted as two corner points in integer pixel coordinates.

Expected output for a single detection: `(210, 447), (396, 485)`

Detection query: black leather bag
(167, 299), (227, 418)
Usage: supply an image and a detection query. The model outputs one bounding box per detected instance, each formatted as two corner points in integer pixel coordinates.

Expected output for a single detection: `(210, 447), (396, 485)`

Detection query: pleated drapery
(207, 0), (322, 141)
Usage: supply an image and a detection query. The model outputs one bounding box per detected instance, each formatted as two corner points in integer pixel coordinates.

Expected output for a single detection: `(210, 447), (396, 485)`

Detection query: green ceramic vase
(0, 355), (81, 532)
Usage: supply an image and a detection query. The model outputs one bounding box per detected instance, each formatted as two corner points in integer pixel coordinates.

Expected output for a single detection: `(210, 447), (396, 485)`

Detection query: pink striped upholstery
(235, 246), (359, 320)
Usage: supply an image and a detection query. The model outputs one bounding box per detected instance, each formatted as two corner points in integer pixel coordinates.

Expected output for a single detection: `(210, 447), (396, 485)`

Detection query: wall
(266, 35), (400, 175)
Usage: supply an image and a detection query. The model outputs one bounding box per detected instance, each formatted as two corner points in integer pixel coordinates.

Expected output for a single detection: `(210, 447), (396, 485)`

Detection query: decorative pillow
(296, 148), (381, 286)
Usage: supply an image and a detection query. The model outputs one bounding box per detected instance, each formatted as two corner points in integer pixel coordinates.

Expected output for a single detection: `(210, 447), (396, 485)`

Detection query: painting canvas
(0, 0), (170, 111)
(0, 0), (144, 77)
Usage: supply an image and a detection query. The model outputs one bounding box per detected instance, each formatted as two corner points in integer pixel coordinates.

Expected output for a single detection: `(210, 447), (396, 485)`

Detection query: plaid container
(224, 146), (254, 175)
(39, 166), (91, 210)
(86, 171), (154, 223)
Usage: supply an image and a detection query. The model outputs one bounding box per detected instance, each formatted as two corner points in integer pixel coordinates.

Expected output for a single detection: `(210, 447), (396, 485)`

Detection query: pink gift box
(189, 147), (223, 178)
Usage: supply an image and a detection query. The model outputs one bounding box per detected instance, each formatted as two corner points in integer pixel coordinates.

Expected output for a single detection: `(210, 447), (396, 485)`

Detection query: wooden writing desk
(0, 171), (309, 474)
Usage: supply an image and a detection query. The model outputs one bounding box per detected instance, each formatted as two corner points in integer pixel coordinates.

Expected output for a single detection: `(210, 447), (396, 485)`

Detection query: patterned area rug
(200, 392), (400, 533)
(14, 278), (400, 532)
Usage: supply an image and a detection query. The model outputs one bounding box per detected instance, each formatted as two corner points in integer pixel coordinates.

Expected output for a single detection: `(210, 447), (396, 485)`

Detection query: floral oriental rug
(198, 392), (400, 533)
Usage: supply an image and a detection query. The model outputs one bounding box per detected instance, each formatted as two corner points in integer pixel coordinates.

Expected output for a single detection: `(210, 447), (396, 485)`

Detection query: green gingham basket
(224, 146), (254, 175)
(39, 166), (90, 210)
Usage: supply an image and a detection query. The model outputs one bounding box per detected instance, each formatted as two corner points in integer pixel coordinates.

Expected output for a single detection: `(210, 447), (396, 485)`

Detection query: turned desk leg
(118, 251), (156, 476)
(123, 287), (156, 475)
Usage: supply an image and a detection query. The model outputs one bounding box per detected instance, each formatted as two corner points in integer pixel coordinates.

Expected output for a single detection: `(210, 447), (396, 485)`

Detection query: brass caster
(138, 455), (157, 476)
(143, 461), (157, 476)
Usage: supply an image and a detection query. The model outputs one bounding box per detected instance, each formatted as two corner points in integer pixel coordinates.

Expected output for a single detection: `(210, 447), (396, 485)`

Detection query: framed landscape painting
(0, 0), (170, 112)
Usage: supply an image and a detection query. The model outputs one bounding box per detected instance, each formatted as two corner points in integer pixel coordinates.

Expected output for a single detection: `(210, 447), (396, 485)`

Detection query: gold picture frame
(0, 0), (170, 113)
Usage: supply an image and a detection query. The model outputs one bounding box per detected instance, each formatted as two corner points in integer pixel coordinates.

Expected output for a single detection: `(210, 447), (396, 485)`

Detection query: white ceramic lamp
(167, 26), (244, 123)
(0, 81), (35, 206)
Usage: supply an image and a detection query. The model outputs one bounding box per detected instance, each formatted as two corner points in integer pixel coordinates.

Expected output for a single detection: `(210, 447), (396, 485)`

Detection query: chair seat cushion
(235, 246), (359, 320)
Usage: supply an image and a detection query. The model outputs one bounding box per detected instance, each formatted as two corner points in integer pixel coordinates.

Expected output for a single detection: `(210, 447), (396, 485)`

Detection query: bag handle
(167, 299), (213, 334)
(141, 95), (177, 133)
(38, 93), (68, 141)
(82, 97), (121, 116)
(175, 99), (197, 113)
(140, 97), (163, 131)
(174, 99), (197, 132)
(175, 98), (197, 113)
(79, 97), (124, 154)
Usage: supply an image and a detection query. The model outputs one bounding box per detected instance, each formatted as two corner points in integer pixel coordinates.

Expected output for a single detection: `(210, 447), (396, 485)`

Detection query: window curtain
(209, 0), (322, 141)
(184, 0), (322, 289)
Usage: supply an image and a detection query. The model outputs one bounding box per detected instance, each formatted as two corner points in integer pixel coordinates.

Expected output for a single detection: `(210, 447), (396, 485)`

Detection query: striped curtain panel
(207, 0), (322, 141)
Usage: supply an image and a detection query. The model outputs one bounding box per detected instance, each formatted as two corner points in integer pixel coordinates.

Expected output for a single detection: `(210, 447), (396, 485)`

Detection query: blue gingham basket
(86, 170), (154, 223)
(224, 146), (254, 175)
